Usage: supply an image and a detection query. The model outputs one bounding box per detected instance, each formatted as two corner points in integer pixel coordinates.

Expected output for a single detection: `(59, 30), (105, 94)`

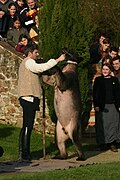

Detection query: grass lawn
(1, 123), (120, 179)
(0, 123), (96, 161)
(0, 123), (57, 161)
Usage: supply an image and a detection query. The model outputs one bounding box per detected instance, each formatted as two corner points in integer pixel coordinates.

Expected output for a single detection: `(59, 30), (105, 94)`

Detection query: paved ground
(1, 138), (120, 174)
(1, 128), (120, 174)
(1, 149), (120, 173)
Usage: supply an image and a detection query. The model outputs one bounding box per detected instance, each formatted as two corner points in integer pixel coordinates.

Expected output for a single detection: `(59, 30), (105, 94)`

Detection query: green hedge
(38, 0), (95, 129)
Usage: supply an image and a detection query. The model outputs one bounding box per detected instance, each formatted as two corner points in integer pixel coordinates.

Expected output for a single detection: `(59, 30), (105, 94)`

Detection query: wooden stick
(42, 86), (46, 159)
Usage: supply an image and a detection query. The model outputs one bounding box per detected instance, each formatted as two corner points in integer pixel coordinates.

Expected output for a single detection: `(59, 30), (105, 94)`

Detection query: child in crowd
(15, 34), (32, 53)
(7, 16), (29, 47)
(29, 14), (39, 44)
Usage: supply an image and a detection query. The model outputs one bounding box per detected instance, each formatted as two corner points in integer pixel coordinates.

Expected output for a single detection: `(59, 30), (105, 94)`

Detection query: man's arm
(25, 54), (65, 73)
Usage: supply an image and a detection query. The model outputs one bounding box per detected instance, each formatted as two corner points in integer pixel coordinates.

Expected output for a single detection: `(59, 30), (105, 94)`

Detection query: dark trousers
(18, 97), (40, 159)
(20, 98), (36, 130)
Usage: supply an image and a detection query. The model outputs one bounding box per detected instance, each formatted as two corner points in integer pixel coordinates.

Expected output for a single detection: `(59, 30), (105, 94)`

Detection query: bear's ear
(62, 47), (68, 54)
(62, 47), (81, 63)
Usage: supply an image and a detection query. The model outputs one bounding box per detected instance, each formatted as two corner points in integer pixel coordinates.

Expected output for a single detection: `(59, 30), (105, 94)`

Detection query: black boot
(110, 141), (118, 152)
(18, 128), (23, 160)
(18, 127), (31, 162)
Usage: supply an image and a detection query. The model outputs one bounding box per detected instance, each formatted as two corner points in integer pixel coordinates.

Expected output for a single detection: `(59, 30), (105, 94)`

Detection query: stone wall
(0, 41), (55, 134)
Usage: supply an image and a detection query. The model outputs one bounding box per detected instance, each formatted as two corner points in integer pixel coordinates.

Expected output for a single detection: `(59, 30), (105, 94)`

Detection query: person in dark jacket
(15, 0), (27, 14)
(105, 46), (118, 60)
(20, 0), (38, 31)
(90, 32), (110, 64)
(93, 63), (120, 152)
(6, 2), (20, 30)
(0, 8), (8, 38)
(112, 56), (120, 83)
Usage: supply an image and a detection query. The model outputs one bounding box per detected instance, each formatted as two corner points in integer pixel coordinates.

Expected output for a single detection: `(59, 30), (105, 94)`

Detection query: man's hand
(0, 10), (5, 18)
(56, 54), (65, 62)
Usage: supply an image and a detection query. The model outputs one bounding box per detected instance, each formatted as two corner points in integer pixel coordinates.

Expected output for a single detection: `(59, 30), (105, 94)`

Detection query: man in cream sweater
(18, 44), (65, 162)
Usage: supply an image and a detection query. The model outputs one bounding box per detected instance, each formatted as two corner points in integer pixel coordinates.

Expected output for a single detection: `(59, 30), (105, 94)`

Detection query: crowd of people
(0, 0), (40, 53)
(90, 32), (120, 152)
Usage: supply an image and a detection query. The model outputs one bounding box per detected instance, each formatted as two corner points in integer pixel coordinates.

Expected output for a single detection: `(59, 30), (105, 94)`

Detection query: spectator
(15, 0), (27, 14)
(118, 46), (120, 58)
(93, 63), (120, 152)
(29, 14), (39, 44)
(0, 0), (13, 13)
(90, 32), (110, 64)
(20, 0), (38, 31)
(101, 57), (114, 76)
(105, 46), (118, 60)
(15, 34), (32, 53)
(7, 16), (29, 47)
(0, 8), (8, 38)
(6, 2), (20, 30)
(102, 57), (112, 65)
(18, 44), (65, 162)
(97, 38), (110, 64)
(112, 56), (120, 83)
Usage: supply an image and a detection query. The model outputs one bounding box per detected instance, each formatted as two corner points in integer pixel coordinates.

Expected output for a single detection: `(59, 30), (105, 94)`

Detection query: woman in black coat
(93, 63), (120, 152)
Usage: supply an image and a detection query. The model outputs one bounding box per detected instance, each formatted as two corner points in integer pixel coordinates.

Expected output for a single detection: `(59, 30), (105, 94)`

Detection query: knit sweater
(18, 57), (58, 99)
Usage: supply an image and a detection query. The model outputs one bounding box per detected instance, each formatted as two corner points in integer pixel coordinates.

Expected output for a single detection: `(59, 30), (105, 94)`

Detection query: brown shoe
(110, 144), (118, 152)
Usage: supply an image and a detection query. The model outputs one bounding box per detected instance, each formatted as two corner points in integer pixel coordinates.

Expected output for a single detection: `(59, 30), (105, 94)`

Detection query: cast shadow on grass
(31, 141), (58, 160)
(0, 126), (15, 138)
(0, 160), (32, 174)
(31, 139), (107, 161)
